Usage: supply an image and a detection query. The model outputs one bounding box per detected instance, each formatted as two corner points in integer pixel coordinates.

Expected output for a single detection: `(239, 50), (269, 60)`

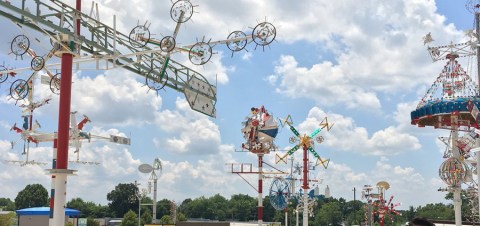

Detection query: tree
(155, 199), (173, 220)
(67, 198), (112, 218)
(107, 183), (138, 217)
(121, 210), (138, 226)
(14, 184), (48, 209)
(0, 198), (15, 211)
(415, 203), (454, 221)
(141, 209), (152, 225)
(0, 211), (15, 226)
(177, 212), (187, 222)
(314, 201), (343, 226)
(87, 217), (100, 226)
(160, 215), (173, 224)
(229, 194), (256, 221)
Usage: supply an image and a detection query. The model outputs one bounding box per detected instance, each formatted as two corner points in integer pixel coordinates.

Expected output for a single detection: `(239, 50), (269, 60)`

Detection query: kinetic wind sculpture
(0, 1), (276, 225)
(274, 115), (333, 226)
(138, 158), (163, 224)
(229, 105), (283, 226)
(370, 181), (401, 226)
(410, 2), (480, 224)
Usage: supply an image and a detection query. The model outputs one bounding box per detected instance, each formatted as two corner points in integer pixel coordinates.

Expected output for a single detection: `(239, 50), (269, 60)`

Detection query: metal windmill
(229, 105), (285, 226)
(411, 2), (480, 226)
(0, 1), (276, 226)
(138, 158), (162, 224)
(274, 115), (333, 226)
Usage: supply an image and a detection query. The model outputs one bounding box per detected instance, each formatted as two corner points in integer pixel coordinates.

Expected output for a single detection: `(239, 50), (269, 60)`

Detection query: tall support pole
(52, 1), (80, 226)
(258, 154), (263, 226)
(475, 11), (480, 223)
(49, 135), (57, 226)
(296, 209), (299, 226)
(451, 114), (462, 226)
(153, 177), (157, 224)
(353, 187), (356, 225)
(285, 207), (288, 226)
(302, 145), (309, 226)
(476, 12), (480, 89)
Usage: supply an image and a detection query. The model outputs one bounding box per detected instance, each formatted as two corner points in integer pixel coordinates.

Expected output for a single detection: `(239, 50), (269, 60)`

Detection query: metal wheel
(170, 0), (193, 23)
(0, 66), (9, 84)
(252, 22), (276, 46)
(31, 56), (45, 71)
(269, 178), (289, 210)
(160, 36), (176, 52)
(10, 79), (29, 100)
(226, 31), (247, 52)
(189, 42), (212, 65)
(129, 25), (151, 48)
(10, 35), (30, 57)
(146, 66), (169, 91)
(50, 73), (61, 94)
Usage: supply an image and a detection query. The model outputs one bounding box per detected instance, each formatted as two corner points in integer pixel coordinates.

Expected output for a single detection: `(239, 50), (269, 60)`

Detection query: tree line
(0, 183), (473, 226)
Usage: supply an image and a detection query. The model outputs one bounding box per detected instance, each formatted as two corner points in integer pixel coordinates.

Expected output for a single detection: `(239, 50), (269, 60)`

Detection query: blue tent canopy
(16, 207), (80, 216)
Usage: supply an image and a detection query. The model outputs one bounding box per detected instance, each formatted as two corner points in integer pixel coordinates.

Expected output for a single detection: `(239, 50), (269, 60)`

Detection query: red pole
(258, 155), (263, 225)
(56, 53), (73, 169)
(302, 145), (308, 190)
(76, 1), (81, 35)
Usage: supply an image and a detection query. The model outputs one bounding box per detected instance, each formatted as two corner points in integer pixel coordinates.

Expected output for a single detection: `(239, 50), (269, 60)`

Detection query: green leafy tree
(14, 184), (48, 209)
(177, 212), (187, 222)
(0, 211), (15, 226)
(87, 217), (100, 226)
(0, 198), (15, 211)
(415, 203), (454, 221)
(159, 215), (173, 224)
(141, 209), (152, 225)
(107, 183), (138, 218)
(314, 201), (343, 226)
(229, 194), (256, 221)
(156, 199), (173, 220)
(120, 210), (138, 226)
(67, 198), (112, 218)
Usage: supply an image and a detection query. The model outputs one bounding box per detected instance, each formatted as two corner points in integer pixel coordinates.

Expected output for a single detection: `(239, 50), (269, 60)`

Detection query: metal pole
(296, 209), (299, 226)
(302, 145), (309, 226)
(258, 154), (263, 226)
(451, 114), (462, 226)
(353, 187), (356, 225)
(285, 208), (288, 226)
(49, 135), (57, 226)
(475, 12), (480, 89)
(52, 2), (80, 226)
(153, 177), (157, 224)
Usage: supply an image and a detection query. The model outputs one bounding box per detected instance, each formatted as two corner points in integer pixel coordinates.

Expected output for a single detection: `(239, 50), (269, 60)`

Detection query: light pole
(134, 180), (141, 226)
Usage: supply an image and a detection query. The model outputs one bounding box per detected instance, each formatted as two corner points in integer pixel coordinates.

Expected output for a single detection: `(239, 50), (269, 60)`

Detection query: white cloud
(297, 107), (421, 156)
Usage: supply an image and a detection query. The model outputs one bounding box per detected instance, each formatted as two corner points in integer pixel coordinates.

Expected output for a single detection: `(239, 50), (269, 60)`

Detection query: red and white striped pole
(258, 154), (263, 226)
(51, 1), (80, 225)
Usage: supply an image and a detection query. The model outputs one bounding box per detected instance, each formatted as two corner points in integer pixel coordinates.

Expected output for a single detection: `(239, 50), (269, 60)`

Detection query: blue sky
(0, 0), (476, 210)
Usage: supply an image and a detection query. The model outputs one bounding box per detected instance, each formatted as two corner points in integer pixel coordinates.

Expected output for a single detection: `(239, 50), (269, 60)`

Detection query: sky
(0, 0), (477, 211)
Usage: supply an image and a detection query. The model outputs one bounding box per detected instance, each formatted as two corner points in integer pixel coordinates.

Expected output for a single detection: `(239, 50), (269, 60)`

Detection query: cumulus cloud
(296, 107), (421, 156)
(153, 98), (222, 155)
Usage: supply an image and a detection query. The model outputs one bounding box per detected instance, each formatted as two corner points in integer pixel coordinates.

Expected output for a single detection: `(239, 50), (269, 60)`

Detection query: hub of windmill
(53, 33), (81, 57)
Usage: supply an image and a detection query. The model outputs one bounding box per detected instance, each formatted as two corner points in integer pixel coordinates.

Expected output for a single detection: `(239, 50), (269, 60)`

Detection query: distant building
(16, 207), (80, 226)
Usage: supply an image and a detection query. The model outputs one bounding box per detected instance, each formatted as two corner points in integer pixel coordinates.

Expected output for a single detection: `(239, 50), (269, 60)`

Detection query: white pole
(296, 209), (299, 226)
(153, 178), (157, 224)
(285, 209), (288, 226)
(477, 151), (480, 221)
(451, 115), (462, 226)
(302, 190), (308, 226)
